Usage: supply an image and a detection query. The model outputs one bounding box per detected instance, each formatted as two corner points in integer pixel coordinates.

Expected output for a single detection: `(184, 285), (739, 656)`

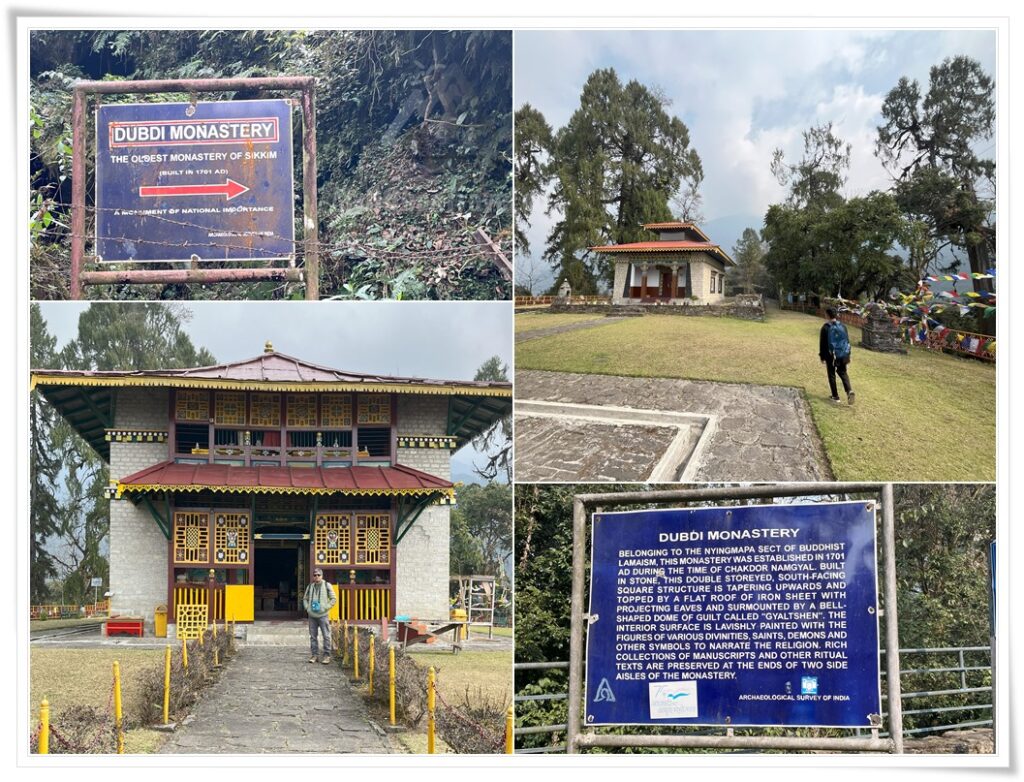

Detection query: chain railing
(514, 646), (993, 753)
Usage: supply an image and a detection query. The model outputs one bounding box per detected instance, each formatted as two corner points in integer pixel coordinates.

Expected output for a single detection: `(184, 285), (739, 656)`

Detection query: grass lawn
(469, 625), (512, 638)
(30, 618), (104, 632)
(30, 647), (168, 753)
(398, 648), (512, 754)
(516, 308), (995, 481)
(514, 311), (604, 333)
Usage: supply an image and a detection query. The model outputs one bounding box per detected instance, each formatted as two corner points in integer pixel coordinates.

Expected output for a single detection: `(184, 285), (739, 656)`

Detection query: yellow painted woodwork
(355, 514), (391, 565)
(313, 513), (351, 567)
(213, 512), (251, 565)
(286, 393), (318, 427)
(173, 511), (210, 564)
(214, 391), (246, 425)
(31, 372), (513, 397)
(174, 389), (209, 421)
(328, 583), (341, 621)
(357, 393), (391, 425)
(250, 392), (281, 427)
(175, 604), (208, 640)
(320, 393), (353, 427)
(224, 584), (254, 622)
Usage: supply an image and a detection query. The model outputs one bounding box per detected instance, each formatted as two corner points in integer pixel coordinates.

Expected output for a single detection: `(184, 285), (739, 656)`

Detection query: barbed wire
(32, 201), (509, 262)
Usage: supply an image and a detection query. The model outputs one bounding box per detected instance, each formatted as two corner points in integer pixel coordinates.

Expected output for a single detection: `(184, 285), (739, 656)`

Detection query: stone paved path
(516, 317), (626, 343)
(159, 645), (395, 754)
(516, 370), (832, 482)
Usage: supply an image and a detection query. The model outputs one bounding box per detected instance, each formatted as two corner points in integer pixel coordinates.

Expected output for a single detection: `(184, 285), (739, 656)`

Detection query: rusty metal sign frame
(566, 482), (905, 754)
(70, 76), (319, 300)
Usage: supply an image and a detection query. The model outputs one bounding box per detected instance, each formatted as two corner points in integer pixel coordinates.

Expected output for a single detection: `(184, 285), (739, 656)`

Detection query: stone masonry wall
(550, 296), (765, 321)
(395, 393), (452, 617)
(109, 387), (171, 628)
(612, 262), (629, 304)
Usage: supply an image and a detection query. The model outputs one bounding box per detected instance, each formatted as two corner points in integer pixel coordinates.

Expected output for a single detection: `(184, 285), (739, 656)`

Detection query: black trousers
(825, 355), (853, 398)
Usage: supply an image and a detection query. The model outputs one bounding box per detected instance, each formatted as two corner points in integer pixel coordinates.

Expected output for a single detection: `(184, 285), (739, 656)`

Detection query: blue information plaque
(95, 99), (295, 263)
(586, 502), (881, 727)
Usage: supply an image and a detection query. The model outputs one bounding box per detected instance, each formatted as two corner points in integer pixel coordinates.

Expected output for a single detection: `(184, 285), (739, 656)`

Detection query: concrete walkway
(159, 645), (395, 754)
(516, 316), (626, 343)
(516, 370), (832, 482)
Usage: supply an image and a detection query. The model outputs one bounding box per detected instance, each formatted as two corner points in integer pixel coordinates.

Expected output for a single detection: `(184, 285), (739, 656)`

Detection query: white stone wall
(109, 387), (171, 627)
(612, 262), (629, 304)
(395, 505), (451, 618)
(394, 393), (452, 616)
(396, 394), (447, 436)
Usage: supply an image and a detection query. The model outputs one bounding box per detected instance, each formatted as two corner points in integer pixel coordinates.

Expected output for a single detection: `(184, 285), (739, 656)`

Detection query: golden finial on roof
(264, 341), (274, 353)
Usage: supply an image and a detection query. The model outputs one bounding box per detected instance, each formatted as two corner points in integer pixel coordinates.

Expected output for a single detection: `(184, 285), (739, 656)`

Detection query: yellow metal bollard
(505, 705), (514, 754)
(342, 621), (350, 665)
(368, 634), (375, 695)
(163, 646), (171, 725)
(353, 626), (360, 679)
(389, 645), (396, 726)
(113, 661), (124, 754)
(182, 638), (189, 670)
(212, 621), (218, 639)
(427, 667), (436, 754)
(38, 699), (49, 754)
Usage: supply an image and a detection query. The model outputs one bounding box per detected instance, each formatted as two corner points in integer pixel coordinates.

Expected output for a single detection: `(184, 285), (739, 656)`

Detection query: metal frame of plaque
(68, 77), (320, 299)
(565, 482), (905, 754)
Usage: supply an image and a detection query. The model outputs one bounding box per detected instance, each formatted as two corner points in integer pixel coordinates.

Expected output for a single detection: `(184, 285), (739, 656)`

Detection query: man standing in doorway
(819, 307), (856, 405)
(304, 568), (336, 663)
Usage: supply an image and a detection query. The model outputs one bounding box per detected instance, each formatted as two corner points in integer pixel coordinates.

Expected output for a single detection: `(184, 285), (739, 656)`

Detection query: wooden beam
(141, 495), (171, 540)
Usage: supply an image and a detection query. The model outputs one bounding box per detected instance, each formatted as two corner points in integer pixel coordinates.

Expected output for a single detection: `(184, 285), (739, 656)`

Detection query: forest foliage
(30, 29), (512, 301)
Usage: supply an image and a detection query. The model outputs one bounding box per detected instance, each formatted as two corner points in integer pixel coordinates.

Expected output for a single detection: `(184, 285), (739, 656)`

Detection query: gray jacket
(303, 580), (337, 618)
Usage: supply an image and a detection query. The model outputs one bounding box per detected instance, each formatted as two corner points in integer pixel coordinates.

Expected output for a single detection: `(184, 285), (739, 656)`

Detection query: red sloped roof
(115, 461), (453, 498)
(642, 221), (711, 240)
(589, 240), (734, 265)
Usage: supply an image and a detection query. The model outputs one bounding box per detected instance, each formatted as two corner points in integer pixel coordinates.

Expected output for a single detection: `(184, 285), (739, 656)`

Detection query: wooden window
(175, 390), (209, 421)
(314, 513), (352, 566)
(214, 392), (246, 425)
(320, 394), (353, 427)
(213, 512), (250, 565)
(710, 272), (716, 294)
(173, 512), (209, 564)
(286, 393), (318, 427)
(355, 514), (391, 565)
(250, 393), (281, 427)
(718, 274), (724, 294)
(357, 394), (391, 425)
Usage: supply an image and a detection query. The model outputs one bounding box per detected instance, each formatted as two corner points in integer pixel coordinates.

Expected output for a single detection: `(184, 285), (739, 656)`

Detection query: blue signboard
(586, 502), (881, 727)
(95, 100), (295, 263)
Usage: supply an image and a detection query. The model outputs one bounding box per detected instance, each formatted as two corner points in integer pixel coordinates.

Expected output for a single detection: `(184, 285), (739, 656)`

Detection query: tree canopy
(515, 68), (702, 293)
(876, 55), (995, 332)
(31, 303), (215, 605)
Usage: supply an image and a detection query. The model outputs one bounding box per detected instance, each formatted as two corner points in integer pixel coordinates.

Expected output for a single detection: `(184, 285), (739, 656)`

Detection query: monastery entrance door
(253, 539), (308, 618)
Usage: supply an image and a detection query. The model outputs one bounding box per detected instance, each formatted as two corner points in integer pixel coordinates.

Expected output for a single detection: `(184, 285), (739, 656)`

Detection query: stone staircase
(240, 620), (310, 647)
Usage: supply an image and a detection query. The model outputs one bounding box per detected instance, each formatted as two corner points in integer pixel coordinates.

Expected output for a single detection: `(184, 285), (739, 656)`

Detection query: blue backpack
(828, 321), (851, 360)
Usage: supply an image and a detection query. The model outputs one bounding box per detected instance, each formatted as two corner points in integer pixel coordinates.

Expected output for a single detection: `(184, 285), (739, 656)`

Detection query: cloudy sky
(37, 301), (512, 483)
(515, 28), (997, 288)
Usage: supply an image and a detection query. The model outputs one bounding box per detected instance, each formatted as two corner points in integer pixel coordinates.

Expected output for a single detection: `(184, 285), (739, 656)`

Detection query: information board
(586, 502), (881, 727)
(95, 100), (295, 263)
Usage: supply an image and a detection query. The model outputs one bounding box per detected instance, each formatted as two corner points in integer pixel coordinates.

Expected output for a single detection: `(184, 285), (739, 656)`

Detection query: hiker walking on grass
(819, 307), (855, 405)
(304, 568), (336, 663)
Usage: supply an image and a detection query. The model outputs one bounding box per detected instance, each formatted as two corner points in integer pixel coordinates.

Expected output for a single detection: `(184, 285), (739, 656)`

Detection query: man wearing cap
(303, 568), (337, 663)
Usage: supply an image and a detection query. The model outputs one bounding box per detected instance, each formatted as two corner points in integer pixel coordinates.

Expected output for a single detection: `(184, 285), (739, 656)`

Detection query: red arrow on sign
(139, 178), (250, 200)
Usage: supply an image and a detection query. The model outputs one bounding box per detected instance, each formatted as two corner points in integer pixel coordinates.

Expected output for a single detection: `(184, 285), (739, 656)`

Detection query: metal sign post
(70, 77), (319, 299)
(566, 482), (904, 754)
